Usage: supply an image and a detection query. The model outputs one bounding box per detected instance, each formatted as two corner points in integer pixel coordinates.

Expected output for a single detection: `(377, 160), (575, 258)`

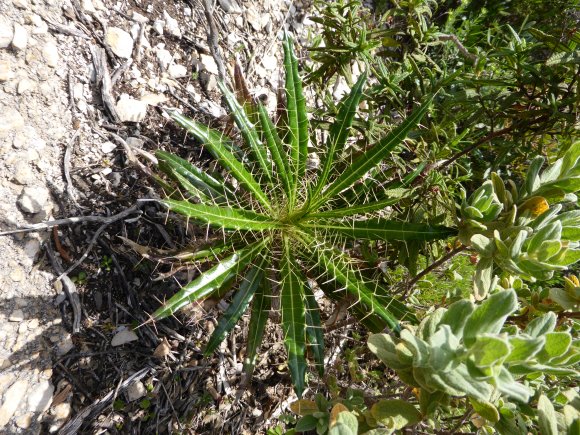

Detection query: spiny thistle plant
(151, 35), (455, 396)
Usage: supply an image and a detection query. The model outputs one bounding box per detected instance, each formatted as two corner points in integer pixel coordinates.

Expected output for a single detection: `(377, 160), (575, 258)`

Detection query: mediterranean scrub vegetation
(137, 0), (580, 433)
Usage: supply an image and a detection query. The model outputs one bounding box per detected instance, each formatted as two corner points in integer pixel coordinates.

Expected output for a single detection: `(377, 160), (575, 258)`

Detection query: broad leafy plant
(459, 143), (580, 299)
(368, 289), (580, 434)
(151, 35), (454, 396)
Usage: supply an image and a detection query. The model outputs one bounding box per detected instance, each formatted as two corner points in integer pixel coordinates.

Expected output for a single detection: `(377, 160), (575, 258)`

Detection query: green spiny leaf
(162, 200), (279, 231)
(243, 269), (272, 378)
(281, 236), (307, 397)
(170, 111), (272, 211)
(311, 72), (367, 198)
(153, 239), (267, 320)
(204, 258), (266, 355)
(257, 103), (292, 199)
(218, 81), (273, 183)
(303, 280), (325, 376)
(311, 94), (435, 210)
(303, 219), (456, 241)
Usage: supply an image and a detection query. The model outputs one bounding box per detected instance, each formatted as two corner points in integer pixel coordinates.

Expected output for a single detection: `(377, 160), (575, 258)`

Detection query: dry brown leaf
(153, 337), (171, 358)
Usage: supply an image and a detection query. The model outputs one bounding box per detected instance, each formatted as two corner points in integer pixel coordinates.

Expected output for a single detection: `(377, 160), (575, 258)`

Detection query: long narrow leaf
(258, 103), (293, 199)
(304, 219), (456, 241)
(308, 196), (402, 219)
(170, 110), (272, 212)
(283, 34), (308, 208)
(218, 81), (273, 183)
(298, 233), (399, 331)
(243, 266), (272, 378)
(281, 236), (307, 397)
(162, 200), (279, 231)
(311, 95), (434, 210)
(304, 281), (325, 376)
(152, 239), (268, 320)
(204, 257), (267, 355)
(311, 73), (367, 198)
(157, 150), (235, 204)
(328, 162), (426, 211)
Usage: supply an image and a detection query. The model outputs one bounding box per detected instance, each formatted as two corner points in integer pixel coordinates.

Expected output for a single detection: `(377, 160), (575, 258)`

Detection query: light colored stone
(53, 402), (71, 419)
(111, 329), (138, 346)
(163, 11), (182, 38)
(10, 267), (24, 282)
(15, 412), (33, 429)
(42, 43), (59, 67)
(0, 380), (29, 426)
(12, 23), (28, 50)
(27, 380), (54, 413)
(28, 318), (39, 329)
(24, 238), (41, 260)
(81, 0), (96, 13)
(168, 63), (187, 78)
(0, 16), (13, 48)
(126, 380), (146, 401)
(155, 48), (172, 70)
(106, 27), (134, 59)
(132, 12), (148, 23)
(14, 161), (33, 184)
(218, 0), (242, 14)
(14, 0), (29, 9)
(0, 59), (13, 81)
(17, 78), (36, 94)
(199, 54), (219, 75)
(261, 54), (277, 71)
(9, 309), (24, 322)
(31, 15), (48, 35)
(153, 20), (164, 35)
(116, 95), (147, 122)
(0, 107), (25, 137)
(17, 186), (49, 214)
(101, 141), (116, 153)
(56, 334), (74, 355)
(140, 93), (168, 105)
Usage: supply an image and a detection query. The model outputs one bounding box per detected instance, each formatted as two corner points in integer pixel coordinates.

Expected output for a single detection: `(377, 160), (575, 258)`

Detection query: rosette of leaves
(151, 35), (455, 396)
(368, 289), (579, 431)
(458, 144), (580, 298)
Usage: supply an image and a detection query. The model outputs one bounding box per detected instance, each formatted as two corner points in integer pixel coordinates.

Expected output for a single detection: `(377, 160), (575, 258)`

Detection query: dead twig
(111, 59), (133, 85)
(202, 0), (227, 81)
(90, 44), (120, 123)
(438, 33), (477, 62)
(403, 245), (467, 297)
(46, 242), (82, 333)
(64, 130), (82, 207)
(58, 367), (151, 435)
(56, 204), (143, 280)
(44, 16), (90, 39)
(0, 204), (143, 236)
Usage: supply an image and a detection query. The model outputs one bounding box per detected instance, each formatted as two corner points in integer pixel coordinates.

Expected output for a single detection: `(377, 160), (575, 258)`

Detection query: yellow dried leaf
(330, 403), (349, 425)
(290, 400), (318, 416)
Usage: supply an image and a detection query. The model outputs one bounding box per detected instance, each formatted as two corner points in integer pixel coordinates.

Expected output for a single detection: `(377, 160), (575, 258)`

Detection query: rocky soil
(0, 0), (314, 433)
